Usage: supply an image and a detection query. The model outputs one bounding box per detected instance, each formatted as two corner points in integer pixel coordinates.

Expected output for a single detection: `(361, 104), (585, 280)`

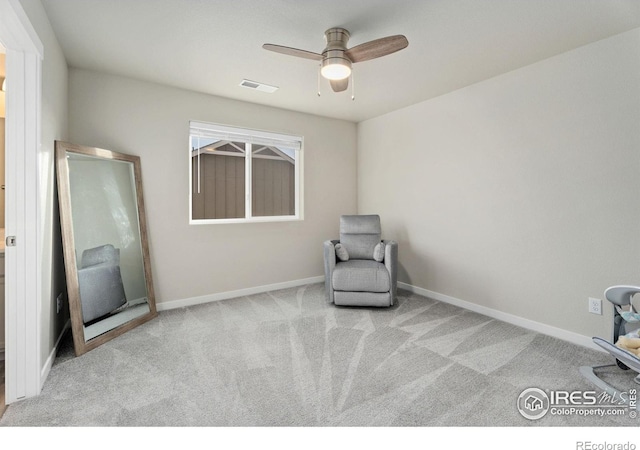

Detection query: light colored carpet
(0, 283), (638, 426)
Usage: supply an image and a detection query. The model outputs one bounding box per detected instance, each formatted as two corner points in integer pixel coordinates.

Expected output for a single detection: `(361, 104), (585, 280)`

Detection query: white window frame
(189, 121), (304, 224)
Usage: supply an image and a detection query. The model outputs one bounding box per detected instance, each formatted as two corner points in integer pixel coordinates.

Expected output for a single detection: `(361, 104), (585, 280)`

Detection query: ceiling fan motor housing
(321, 28), (352, 79)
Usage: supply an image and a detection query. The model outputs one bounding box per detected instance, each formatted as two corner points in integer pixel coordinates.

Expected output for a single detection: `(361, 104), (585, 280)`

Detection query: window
(189, 121), (303, 223)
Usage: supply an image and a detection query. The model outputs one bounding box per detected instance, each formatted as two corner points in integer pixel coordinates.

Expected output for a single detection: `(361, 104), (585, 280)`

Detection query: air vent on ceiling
(239, 79), (278, 93)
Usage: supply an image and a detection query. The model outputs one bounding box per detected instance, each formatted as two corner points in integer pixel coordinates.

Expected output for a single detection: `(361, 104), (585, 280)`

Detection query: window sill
(189, 215), (303, 225)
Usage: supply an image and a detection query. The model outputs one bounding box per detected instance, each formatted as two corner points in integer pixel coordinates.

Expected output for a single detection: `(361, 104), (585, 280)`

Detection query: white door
(0, 0), (43, 403)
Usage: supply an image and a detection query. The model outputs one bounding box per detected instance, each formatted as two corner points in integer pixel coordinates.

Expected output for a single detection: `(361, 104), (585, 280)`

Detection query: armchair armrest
(383, 240), (398, 305)
(323, 240), (339, 304)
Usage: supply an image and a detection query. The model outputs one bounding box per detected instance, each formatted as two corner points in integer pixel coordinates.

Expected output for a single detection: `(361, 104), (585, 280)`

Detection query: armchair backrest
(340, 215), (381, 260)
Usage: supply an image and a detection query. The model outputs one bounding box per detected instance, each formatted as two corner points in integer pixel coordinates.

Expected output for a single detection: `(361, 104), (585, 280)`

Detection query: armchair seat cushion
(332, 260), (390, 293)
(78, 262), (127, 323)
(78, 244), (127, 323)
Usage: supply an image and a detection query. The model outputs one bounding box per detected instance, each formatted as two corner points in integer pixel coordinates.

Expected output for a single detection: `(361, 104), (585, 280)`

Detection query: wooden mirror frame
(55, 141), (158, 356)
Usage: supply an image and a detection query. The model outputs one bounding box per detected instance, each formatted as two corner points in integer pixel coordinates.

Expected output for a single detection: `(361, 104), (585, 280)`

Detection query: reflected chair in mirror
(323, 214), (398, 307)
(77, 244), (127, 324)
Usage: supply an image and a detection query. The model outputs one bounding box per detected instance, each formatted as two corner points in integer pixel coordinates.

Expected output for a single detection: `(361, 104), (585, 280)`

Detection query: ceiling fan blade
(330, 78), (349, 92)
(262, 44), (323, 61)
(345, 35), (409, 63)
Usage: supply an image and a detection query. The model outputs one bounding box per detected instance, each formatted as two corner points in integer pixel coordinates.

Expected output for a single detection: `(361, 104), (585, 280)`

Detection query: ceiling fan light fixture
(321, 57), (352, 80)
(263, 26), (408, 92)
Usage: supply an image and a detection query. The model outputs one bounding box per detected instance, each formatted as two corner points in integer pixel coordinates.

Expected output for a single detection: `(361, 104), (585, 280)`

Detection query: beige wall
(357, 28), (640, 340)
(19, 0), (69, 368)
(68, 68), (357, 305)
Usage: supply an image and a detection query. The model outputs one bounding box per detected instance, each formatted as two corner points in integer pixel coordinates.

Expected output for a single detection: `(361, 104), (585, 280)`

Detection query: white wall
(68, 69), (356, 306)
(358, 28), (640, 340)
(18, 0), (68, 370)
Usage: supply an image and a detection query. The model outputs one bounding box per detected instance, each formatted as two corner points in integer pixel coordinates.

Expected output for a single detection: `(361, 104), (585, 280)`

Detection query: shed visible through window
(190, 121), (303, 223)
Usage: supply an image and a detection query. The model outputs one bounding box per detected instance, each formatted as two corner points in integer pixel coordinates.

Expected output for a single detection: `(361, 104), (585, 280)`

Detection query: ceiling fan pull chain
(317, 63), (322, 97)
(351, 72), (355, 101)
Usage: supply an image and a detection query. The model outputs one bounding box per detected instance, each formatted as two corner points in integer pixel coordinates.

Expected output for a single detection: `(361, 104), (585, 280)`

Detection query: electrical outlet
(56, 293), (63, 314)
(589, 297), (602, 315)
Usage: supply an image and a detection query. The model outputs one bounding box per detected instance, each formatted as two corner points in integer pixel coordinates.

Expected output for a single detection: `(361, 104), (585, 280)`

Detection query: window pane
(251, 144), (296, 217)
(192, 140), (246, 219)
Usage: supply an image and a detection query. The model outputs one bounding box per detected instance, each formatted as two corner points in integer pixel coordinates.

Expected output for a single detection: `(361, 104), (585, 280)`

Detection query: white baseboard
(398, 282), (603, 352)
(157, 276), (325, 312)
(40, 319), (71, 389)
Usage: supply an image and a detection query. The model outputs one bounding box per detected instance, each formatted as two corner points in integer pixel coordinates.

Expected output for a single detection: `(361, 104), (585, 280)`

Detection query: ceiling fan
(263, 28), (409, 93)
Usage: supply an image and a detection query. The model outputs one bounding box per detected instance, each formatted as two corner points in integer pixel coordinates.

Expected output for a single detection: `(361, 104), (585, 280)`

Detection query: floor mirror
(55, 141), (157, 356)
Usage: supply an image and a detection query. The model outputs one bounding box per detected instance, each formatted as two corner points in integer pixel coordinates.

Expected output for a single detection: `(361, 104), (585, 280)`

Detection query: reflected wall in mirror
(56, 141), (157, 356)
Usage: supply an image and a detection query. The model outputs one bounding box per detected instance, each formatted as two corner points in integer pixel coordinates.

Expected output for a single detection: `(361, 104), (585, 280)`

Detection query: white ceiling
(41, 0), (640, 123)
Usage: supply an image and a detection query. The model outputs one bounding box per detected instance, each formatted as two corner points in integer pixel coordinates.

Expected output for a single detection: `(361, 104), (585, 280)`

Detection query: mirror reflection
(56, 141), (157, 355)
(67, 152), (150, 340)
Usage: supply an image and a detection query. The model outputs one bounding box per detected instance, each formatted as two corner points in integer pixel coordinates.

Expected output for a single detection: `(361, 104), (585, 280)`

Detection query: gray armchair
(77, 244), (127, 323)
(323, 215), (398, 307)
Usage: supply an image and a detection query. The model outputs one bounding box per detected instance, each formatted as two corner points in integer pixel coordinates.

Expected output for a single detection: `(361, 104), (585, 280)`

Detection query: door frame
(0, 0), (43, 403)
